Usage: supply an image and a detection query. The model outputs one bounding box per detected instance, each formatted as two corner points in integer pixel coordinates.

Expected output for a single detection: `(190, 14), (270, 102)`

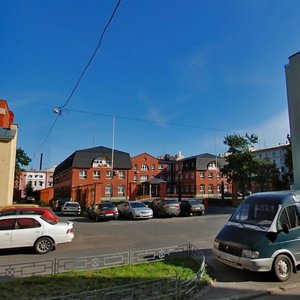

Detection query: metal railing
(0, 243), (205, 299)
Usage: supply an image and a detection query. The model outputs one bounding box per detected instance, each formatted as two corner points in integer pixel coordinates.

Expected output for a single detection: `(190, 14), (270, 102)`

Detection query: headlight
(214, 240), (219, 249)
(242, 249), (259, 259)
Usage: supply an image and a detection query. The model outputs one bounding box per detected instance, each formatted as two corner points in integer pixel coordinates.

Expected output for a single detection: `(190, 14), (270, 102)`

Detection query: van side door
(277, 204), (300, 262)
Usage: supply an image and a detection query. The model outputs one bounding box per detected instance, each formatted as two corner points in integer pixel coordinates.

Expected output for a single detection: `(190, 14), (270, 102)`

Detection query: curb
(192, 281), (300, 300)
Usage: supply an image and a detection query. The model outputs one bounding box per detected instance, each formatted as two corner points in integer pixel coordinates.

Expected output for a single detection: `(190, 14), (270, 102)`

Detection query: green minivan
(213, 191), (300, 281)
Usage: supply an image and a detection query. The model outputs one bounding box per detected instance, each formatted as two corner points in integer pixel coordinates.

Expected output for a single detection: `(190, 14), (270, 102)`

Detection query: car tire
(95, 215), (100, 222)
(34, 237), (54, 254)
(198, 212), (203, 216)
(157, 210), (162, 218)
(129, 213), (134, 220)
(273, 254), (293, 281)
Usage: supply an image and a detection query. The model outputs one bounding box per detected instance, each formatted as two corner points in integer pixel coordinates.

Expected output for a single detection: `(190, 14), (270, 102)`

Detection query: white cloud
(240, 109), (290, 148)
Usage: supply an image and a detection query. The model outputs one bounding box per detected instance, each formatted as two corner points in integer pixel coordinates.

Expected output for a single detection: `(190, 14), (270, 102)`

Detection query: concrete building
(285, 51), (300, 189)
(252, 144), (289, 182)
(0, 99), (18, 207)
(18, 166), (55, 199)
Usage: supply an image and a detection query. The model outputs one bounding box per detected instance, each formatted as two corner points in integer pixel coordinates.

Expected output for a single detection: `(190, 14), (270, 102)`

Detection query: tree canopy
(221, 133), (280, 204)
(15, 147), (31, 180)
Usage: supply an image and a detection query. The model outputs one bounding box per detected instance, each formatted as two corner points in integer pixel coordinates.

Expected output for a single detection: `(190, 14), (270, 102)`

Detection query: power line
(63, 107), (229, 132)
(33, 0), (123, 155)
(58, 0), (123, 111)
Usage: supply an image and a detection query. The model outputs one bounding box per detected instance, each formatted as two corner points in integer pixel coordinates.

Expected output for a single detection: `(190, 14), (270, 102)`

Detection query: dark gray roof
(144, 177), (167, 184)
(182, 153), (226, 170)
(54, 146), (132, 176)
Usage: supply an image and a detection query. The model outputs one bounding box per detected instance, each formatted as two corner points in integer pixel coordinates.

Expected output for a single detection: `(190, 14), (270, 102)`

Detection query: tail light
(66, 228), (74, 234)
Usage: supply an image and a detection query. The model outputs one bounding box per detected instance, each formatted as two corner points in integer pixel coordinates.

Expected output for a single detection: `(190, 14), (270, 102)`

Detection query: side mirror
(282, 223), (289, 234)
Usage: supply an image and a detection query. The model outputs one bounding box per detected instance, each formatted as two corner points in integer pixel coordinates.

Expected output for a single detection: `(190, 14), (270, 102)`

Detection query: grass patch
(0, 257), (210, 299)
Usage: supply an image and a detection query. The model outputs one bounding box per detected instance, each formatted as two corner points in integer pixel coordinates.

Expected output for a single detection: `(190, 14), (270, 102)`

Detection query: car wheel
(157, 210), (162, 218)
(34, 237), (54, 254)
(273, 254), (293, 281)
(198, 212), (203, 216)
(129, 213), (134, 220)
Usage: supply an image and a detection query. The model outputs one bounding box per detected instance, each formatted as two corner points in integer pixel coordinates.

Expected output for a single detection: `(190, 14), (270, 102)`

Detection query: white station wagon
(0, 215), (74, 254)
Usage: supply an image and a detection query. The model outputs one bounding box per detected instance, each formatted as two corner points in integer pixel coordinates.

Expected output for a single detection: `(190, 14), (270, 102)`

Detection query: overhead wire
(32, 0), (123, 156)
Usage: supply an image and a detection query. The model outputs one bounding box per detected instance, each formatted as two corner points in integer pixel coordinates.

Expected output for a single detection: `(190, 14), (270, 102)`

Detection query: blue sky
(1, 0), (299, 170)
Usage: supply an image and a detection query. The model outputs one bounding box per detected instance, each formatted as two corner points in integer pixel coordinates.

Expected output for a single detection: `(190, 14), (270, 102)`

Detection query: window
(200, 172), (205, 179)
(216, 173), (220, 179)
(79, 170), (87, 179)
(166, 165), (172, 171)
(185, 186), (189, 193)
(17, 218), (41, 229)
(118, 171), (125, 179)
(208, 184), (213, 193)
(200, 184), (205, 192)
(105, 185), (112, 196)
(106, 171), (112, 179)
(140, 175), (148, 182)
(134, 164), (138, 170)
(152, 164), (155, 171)
(141, 164), (149, 171)
(159, 164), (163, 170)
(208, 173), (213, 179)
(279, 205), (300, 229)
(185, 173), (189, 179)
(93, 171), (100, 179)
(118, 185), (125, 195)
(0, 219), (15, 230)
(191, 185), (195, 192)
(133, 175), (137, 182)
(191, 172), (194, 179)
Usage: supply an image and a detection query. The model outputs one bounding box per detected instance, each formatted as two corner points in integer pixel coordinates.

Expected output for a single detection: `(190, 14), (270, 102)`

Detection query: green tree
(252, 159), (280, 192)
(15, 147), (31, 180)
(221, 133), (258, 205)
(24, 181), (35, 197)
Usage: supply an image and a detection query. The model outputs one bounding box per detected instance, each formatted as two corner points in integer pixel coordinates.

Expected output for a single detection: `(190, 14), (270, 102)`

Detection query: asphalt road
(0, 206), (231, 263)
(1, 206), (300, 298)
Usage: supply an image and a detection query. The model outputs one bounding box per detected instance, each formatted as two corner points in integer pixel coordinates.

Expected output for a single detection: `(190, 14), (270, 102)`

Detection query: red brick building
(53, 147), (231, 207)
(128, 153), (167, 199)
(174, 153), (231, 198)
(53, 146), (132, 208)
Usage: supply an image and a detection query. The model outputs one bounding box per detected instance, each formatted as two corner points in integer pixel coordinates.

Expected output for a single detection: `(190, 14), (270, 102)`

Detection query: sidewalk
(192, 281), (300, 300)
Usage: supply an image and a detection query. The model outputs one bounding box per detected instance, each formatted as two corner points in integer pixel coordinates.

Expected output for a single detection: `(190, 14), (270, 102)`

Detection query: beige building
(0, 99), (18, 207)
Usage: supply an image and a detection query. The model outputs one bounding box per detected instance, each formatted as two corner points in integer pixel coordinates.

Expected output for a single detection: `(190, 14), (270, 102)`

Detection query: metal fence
(0, 243), (205, 299)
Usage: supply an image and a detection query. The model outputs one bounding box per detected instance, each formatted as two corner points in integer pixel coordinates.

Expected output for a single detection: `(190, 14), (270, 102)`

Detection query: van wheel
(34, 237), (53, 254)
(273, 254), (292, 281)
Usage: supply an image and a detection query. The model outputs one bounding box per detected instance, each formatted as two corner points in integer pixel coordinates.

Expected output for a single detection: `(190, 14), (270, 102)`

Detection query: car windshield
(164, 199), (178, 204)
(41, 216), (57, 225)
(66, 203), (79, 207)
(131, 202), (146, 208)
(189, 199), (203, 205)
(99, 203), (114, 209)
(230, 202), (279, 228)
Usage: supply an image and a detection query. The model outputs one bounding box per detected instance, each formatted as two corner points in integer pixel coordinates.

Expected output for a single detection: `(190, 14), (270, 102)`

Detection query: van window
(279, 205), (300, 229)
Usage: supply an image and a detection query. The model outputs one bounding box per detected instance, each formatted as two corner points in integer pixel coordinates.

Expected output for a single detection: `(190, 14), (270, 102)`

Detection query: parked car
(87, 202), (118, 221)
(0, 206), (59, 223)
(53, 199), (69, 212)
(26, 196), (35, 203)
(117, 201), (153, 220)
(148, 198), (180, 217)
(0, 215), (74, 254)
(61, 202), (81, 216)
(180, 199), (205, 216)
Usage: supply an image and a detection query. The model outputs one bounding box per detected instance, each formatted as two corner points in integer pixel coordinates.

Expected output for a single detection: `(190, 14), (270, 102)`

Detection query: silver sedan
(117, 201), (153, 220)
